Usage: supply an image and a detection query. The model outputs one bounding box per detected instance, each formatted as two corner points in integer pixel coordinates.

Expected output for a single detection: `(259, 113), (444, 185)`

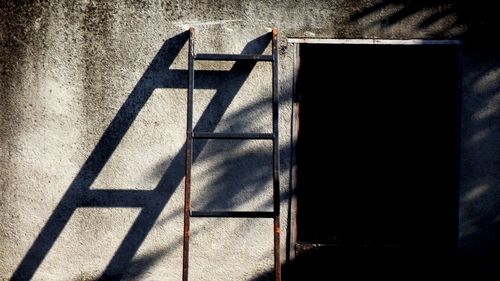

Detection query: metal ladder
(183, 27), (280, 281)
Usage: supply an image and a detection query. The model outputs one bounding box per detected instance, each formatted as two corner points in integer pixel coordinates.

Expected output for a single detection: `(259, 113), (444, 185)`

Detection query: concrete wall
(1, 0), (499, 279)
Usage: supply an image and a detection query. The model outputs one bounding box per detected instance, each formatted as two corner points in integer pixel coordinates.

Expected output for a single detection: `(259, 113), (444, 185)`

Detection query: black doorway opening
(291, 42), (461, 278)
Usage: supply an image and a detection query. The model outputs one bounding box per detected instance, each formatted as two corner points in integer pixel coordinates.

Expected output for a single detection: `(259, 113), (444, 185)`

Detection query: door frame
(286, 38), (463, 262)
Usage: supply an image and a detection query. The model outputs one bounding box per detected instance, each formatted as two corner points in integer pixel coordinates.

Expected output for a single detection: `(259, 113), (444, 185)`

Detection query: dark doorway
(291, 42), (461, 278)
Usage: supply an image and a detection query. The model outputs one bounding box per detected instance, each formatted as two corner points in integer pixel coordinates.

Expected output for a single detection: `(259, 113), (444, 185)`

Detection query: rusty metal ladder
(182, 27), (280, 281)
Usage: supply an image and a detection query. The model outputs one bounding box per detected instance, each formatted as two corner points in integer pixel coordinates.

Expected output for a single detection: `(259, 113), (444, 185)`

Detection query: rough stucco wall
(1, 0), (499, 280)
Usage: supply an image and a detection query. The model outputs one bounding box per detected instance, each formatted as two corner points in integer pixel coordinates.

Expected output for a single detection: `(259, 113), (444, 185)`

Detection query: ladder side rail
(182, 27), (195, 281)
(272, 27), (281, 281)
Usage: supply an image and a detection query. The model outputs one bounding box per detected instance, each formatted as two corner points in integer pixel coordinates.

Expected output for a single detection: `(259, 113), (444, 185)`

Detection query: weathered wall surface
(1, 0), (499, 279)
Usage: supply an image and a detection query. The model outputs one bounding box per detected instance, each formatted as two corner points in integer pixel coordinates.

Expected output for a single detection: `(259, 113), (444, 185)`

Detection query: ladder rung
(191, 211), (274, 218)
(194, 53), (273, 61)
(192, 132), (274, 140)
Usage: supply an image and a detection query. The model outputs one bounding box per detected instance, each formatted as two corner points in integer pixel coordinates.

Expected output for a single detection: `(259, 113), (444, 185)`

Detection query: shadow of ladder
(11, 30), (275, 281)
(182, 28), (281, 281)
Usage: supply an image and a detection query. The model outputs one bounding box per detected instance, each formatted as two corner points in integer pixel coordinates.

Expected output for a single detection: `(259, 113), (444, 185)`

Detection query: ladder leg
(183, 27), (195, 281)
(272, 27), (281, 281)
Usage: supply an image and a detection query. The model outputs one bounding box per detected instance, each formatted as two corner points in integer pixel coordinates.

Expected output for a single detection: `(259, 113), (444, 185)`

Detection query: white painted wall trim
(287, 38), (462, 45)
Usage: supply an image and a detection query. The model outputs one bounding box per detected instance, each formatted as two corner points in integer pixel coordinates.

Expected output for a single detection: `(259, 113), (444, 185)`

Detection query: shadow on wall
(11, 30), (285, 280)
(12, 2), (500, 280)
(458, 49), (500, 275)
(350, 0), (500, 43)
(255, 2), (500, 280)
(351, 0), (500, 276)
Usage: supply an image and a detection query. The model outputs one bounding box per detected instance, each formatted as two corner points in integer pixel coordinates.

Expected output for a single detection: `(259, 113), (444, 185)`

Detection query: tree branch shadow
(348, 2), (500, 276)
(350, 0), (500, 42)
